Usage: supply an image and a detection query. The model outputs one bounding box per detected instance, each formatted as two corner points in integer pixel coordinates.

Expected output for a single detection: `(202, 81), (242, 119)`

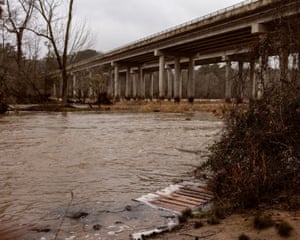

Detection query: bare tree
(29, 0), (93, 103)
(4, 0), (34, 70)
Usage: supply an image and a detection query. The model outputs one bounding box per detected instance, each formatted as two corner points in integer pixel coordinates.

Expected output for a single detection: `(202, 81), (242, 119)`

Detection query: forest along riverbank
(0, 110), (223, 239)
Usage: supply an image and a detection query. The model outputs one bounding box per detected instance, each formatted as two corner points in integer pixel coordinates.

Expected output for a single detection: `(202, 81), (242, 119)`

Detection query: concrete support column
(125, 67), (131, 99)
(187, 57), (195, 101)
(113, 63), (120, 99)
(159, 55), (165, 99)
(257, 56), (268, 99)
(88, 71), (93, 97)
(140, 67), (145, 99)
(167, 66), (173, 100)
(237, 61), (244, 100)
(250, 61), (256, 99)
(297, 53), (300, 86)
(150, 72), (155, 99)
(59, 77), (63, 99)
(53, 82), (57, 98)
(132, 70), (137, 99)
(174, 57), (181, 102)
(72, 74), (77, 98)
(279, 48), (289, 85)
(108, 70), (114, 99)
(225, 60), (232, 100)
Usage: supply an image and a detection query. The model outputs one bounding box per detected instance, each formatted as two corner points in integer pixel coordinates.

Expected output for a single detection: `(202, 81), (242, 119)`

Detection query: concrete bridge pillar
(237, 61), (244, 100)
(225, 60), (232, 100)
(132, 69), (138, 99)
(59, 76), (63, 99)
(125, 67), (131, 99)
(279, 48), (289, 85)
(155, 50), (166, 99)
(88, 71), (93, 98)
(113, 63), (120, 99)
(107, 70), (114, 99)
(174, 57), (181, 102)
(150, 71), (160, 99)
(72, 74), (77, 98)
(167, 65), (173, 100)
(53, 82), (57, 98)
(257, 56), (268, 99)
(250, 61), (256, 99)
(150, 72), (155, 99)
(187, 57), (195, 102)
(139, 67), (145, 99)
(159, 55), (166, 99)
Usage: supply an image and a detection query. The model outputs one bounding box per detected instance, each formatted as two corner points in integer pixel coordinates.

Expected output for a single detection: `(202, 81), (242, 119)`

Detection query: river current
(0, 111), (223, 240)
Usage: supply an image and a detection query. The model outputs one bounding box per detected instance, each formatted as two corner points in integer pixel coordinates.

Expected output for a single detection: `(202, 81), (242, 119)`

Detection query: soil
(148, 209), (300, 240)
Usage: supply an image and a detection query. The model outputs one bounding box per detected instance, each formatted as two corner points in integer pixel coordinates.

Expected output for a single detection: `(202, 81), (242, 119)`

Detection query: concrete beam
(251, 23), (267, 34)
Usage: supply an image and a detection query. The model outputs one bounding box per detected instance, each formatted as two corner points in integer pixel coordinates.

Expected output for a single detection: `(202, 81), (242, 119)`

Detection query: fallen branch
(54, 191), (74, 240)
(179, 232), (217, 239)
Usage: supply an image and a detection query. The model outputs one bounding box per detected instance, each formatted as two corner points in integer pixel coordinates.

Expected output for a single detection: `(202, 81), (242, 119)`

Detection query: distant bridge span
(51, 0), (300, 101)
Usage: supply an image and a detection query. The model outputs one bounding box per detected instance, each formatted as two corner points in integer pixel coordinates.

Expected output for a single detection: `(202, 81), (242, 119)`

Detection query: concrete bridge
(50, 0), (300, 102)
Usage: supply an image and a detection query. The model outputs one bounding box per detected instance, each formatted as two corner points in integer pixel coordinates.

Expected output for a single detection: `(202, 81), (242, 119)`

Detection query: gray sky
(75, 0), (244, 53)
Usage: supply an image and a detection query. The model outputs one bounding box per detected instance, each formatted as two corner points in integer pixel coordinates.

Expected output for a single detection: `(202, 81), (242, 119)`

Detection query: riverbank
(147, 209), (300, 240)
(6, 99), (232, 116)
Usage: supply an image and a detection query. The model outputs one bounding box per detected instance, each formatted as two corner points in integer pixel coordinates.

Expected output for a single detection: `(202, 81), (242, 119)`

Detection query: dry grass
(110, 100), (231, 116)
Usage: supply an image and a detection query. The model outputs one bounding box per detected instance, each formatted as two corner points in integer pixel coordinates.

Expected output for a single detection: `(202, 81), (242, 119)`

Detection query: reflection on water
(0, 111), (223, 239)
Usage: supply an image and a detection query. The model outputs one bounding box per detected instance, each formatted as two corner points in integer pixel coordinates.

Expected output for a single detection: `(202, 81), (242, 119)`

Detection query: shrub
(205, 85), (300, 209)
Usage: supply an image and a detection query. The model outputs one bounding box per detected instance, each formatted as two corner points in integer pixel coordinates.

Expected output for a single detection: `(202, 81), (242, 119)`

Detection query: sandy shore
(148, 209), (300, 240)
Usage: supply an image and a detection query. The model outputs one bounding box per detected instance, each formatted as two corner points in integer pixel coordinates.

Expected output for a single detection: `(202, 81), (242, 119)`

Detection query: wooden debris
(136, 183), (214, 214)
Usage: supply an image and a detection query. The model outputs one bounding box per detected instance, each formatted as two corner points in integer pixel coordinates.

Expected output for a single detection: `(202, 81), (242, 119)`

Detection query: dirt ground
(148, 209), (300, 240)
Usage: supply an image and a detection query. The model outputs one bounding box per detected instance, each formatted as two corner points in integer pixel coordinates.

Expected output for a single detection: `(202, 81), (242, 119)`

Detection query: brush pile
(206, 85), (300, 209)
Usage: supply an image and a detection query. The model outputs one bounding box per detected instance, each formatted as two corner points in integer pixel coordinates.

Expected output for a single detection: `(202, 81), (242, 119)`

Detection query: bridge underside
(50, 0), (300, 102)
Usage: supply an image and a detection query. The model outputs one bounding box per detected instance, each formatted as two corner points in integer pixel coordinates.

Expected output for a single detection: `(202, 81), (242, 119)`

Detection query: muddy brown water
(0, 111), (223, 240)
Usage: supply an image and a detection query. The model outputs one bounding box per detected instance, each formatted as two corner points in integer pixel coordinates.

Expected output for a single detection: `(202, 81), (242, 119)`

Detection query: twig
(179, 232), (217, 239)
(54, 191), (74, 240)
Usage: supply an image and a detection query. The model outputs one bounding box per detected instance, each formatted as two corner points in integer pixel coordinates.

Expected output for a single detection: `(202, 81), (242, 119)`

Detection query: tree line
(0, 0), (96, 104)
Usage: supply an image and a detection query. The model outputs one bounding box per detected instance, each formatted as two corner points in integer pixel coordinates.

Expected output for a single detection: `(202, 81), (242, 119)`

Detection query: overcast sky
(74, 0), (244, 53)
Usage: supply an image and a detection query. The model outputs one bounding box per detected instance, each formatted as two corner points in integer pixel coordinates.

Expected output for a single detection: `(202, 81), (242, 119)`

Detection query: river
(0, 111), (223, 240)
